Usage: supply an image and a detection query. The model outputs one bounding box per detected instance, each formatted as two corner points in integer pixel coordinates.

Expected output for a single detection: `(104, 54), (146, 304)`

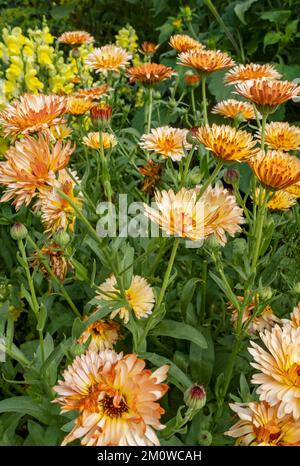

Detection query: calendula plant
(0, 12), (300, 447)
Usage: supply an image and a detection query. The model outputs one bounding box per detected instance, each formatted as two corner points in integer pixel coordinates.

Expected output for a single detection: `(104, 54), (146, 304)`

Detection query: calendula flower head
(82, 132), (117, 150)
(139, 126), (192, 162)
(257, 122), (300, 151)
(57, 31), (95, 46)
(35, 169), (81, 234)
(74, 85), (112, 101)
(78, 319), (121, 351)
(212, 99), (258, 121)
(225, 401), (300, 446)
(195, 124), (259, 162)
(139, 160), (162, 193)
(144, 183), (245, 246)
(249, 324), (300, 419)
(115, 25), (138, 54)
(229, 297), (280, 334)
(67, 96), (93, 115)
(267, 190), (298, 211)
(282, 303), (300, 330)
(54, 349), (169, 446)
(0, 93), (67, 137)
(177, 49), (234, 75)
(127, 63), (174, 86)
(140, 41), (159, 56)
(0, 133), (73, 210)
(96, 275), (155, 324)
(234, 79), (300, 114)
(249, 150), (300, 190)
(85, 45), (132, 74)
(90, 103), (112, 128)
(224, 63), (281, 85)
(50, 124), (72, 141)
(31, 242), (70, 281)
(184, 71), (200, 87)
(285, 182), (300, 196)
(169, 34), (204, 53)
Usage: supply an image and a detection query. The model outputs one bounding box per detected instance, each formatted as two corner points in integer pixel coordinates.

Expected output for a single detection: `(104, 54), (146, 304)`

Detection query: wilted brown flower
(139, 160), (162, 193)
(31, 243), (70, 281)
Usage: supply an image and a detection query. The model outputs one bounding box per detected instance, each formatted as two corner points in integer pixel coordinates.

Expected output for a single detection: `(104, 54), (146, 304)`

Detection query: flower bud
(293, 282), (300, 294)
(186, 126), (199, 145)
(259, 286), (272, 301)
(72, 47), (80, 58)
(223, 168), (239, 186)
(90, 103), (112, 129)
(53, 229), (70, 247)
(184, 72), (200, 88)
(184, 384), (206, 410)
(10, 223), (28, 241)
(198, 430), (212, 446)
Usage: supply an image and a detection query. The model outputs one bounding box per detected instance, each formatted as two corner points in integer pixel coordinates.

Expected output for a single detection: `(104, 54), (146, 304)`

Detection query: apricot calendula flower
(78, 319), (121, 351)
(0, 133), (73, 210)
(55, 350), (169, 446)
(249, 325), (300, 419)
(83, 132), (117, 150)
(267, 190), (297, 211)
(35, 170), (82, 234)
(257, 122), (300, 151)
(177, 49), (234, 75)
(67, 96), (93, 115)
(212, 99), (258, 121)
(140, 41), (159, 55)
(31, 242), (70, 281)
(58, 31), (94, 45)
(74, 85), (112, 101)
(0, 93), (67, 137)
(53, 349), (122, 413)
(248, 150), (300, 190)
(195, 124), (259, 162)
(85, 45), (132, 73)
(139, 126), (192, 162)
(285, 181), (300, 196)
(224, 63), (281, 85)
(50, 124), (72, 141)
(229, 298), (280, 334)
(96, 275), (155, 324)
(144, 184), (245, 246)
(234, 79), (300, 114)
(225, 401), (300, 446)
(282, 303), (300, 329)
(169, 34), (204, 52)
(127, 63), (174, 86)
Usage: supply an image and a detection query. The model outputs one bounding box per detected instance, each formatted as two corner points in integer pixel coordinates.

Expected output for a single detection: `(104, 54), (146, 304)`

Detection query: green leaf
(150, 319), (207, 348)
(180, 278), (199, 319)
(189, 327), (215, 385)
(260, 10), (291, 25)
(234, 0), (258, 25)
(263, 31), (282, 51)
(0, 397), (51, 424)
(140, 352), (192, 391)
(208, 70), (233, 102)
(36, 304), (47, 333)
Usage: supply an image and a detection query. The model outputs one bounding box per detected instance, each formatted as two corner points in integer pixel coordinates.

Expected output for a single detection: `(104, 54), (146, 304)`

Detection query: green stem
(191, 88), (197, 124)
(147, 86), (153, 133)
(18, 239), (45, 362)
(260, 113), (268, 151)
(201, 75), (208, 125)
(200, 260), (207, 325)
(180, 146), (195, 188)
(65, 167), (96, 212)
(155, 238), (180, 312)
(250, 189), (268, 274)
(197, 159), (223, 200)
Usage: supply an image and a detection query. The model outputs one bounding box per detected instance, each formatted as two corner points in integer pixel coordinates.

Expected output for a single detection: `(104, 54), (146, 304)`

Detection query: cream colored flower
(212, 99), (258, 121)
(229, 298), (280, 334)
(249, 325), (300, 419)
(139, 126), (192, 162)
(282, 303), (300, 329)
(224, 63), (281, 85)
(85, 45), (132, 73)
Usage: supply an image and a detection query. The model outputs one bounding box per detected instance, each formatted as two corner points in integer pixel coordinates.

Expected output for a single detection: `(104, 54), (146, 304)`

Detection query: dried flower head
(85, 45), (132, 73)
(31, 242), (70, 281)
(224, 63), (281, 85)
(139, 160), (162, 193)
(127, 63), (174, 86)
(139, 126), (192, 162)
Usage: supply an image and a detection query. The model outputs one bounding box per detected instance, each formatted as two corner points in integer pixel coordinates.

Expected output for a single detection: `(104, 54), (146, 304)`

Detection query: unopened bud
(53, 229), (70, 247)
(223, 168), (239, 186)
(198, 430), (212, 446)
(184, 384), (206, 410)
(184, 72), (200, 88)
(10, 223), (28, 241)
(90, 103), (112, 129)
(186, 126), (199, 145)
(293, 282), (300, 294)
(259, 286), (272, 301)
(72, 47), (80, 58)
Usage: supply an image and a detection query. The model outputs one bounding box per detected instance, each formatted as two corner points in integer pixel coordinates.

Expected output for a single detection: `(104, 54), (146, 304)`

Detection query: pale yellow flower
(257, 122), (300, 151)
(82, 132), (117, 150)
(139, 126), (192, 162)
(85, 45), (132, 73)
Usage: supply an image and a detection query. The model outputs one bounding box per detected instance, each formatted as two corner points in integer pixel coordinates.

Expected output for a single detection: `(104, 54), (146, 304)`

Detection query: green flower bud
(198, 430), (212, 446)
(223, 168), (239, 186)
(293, 282), (300, 294)
(53, 229), (70, 247)
(259, 286), (272, 301)
(184, 384), (206, 410)
(10, 223), (28, 240)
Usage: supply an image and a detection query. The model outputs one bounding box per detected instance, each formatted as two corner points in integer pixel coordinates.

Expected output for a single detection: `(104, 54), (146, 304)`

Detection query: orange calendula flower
(195, 124), (259, 162)
(35, 169), (81, 234)
(127, 63), (174, 86)
(229, 297), (280, 334)
(83, 132), (117, 150)
(89, 103), (112, 124)
(212, 99), (258, 121)
(140, 41), (159, 55)
(257, 122), (300, 151)
(177, 49), (234, 75)
(225, 401), (300, 446)
(224, 63), (281, 85)
(0, 93), (67, 137)
(169, 34), (204, 52)
(67, 96), (93, 115)
(248, 150), (300, 190)
(96, 275), (155, 324)
(285, 181), (300, 196)
(74, 85), (112, 101)
(85, 45), (132, 73)
(249, 325), (300, 419)
(54, 350), (169, 446)
(144, 183), (245, 246)
(78, 319), (121, 351)
(267, 190), (298, 211)
(234, 79), (300, 113)
(0, 133), (73, 210)
(139, 126), (192, 162)
(57, 31), (95, 45)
